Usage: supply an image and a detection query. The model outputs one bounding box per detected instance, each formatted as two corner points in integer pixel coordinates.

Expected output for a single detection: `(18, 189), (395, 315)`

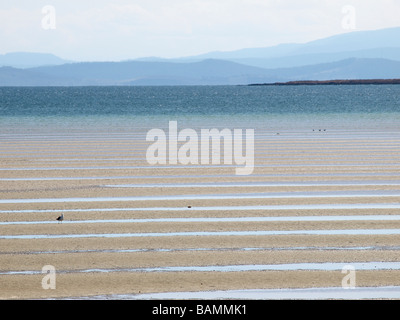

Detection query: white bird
(56, 213), (64, 223)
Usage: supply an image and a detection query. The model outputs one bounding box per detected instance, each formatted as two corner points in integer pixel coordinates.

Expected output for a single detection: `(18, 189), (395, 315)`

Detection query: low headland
(249, 79), (400, 86)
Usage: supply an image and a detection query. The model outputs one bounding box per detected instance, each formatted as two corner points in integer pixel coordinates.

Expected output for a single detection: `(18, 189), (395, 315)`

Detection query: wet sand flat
(5, 270), (400, 300)
(1, 130), (400, 299)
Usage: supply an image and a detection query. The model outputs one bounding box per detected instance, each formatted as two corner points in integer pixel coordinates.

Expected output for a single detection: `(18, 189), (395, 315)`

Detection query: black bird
(56, 213), (64, 223)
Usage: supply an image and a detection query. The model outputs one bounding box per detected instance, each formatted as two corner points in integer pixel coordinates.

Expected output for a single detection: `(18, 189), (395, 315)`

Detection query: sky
(1, 0), (400, 62)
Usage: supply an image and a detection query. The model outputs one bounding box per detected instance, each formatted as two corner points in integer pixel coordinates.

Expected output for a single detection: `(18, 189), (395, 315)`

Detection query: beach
(2, 0), (400, 302)
(1, 125), (400, 299)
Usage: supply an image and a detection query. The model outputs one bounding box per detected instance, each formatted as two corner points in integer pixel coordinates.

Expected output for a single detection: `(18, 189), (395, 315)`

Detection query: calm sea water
(1, 85), (400, 133)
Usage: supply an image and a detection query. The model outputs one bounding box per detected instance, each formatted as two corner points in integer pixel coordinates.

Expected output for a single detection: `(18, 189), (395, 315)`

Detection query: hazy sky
(1, 0), (400, 61)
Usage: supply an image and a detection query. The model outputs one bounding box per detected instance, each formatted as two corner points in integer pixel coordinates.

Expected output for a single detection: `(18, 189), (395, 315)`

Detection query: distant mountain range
(183, 27), (400, 67)
(0, 52), (72, 69)
(2, 57), (400, 86)
(1, 27), (400, 86)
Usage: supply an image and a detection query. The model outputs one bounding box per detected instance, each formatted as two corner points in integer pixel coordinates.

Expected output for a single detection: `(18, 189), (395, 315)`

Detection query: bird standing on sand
(56, 213), (64, 223)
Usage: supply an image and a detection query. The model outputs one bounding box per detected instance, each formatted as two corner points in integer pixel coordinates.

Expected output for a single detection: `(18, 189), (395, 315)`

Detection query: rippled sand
(1, 129), (400, 299)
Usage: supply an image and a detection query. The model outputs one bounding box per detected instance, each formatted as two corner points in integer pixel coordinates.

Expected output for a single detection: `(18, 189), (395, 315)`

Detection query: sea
(1, 85), (400, 134)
